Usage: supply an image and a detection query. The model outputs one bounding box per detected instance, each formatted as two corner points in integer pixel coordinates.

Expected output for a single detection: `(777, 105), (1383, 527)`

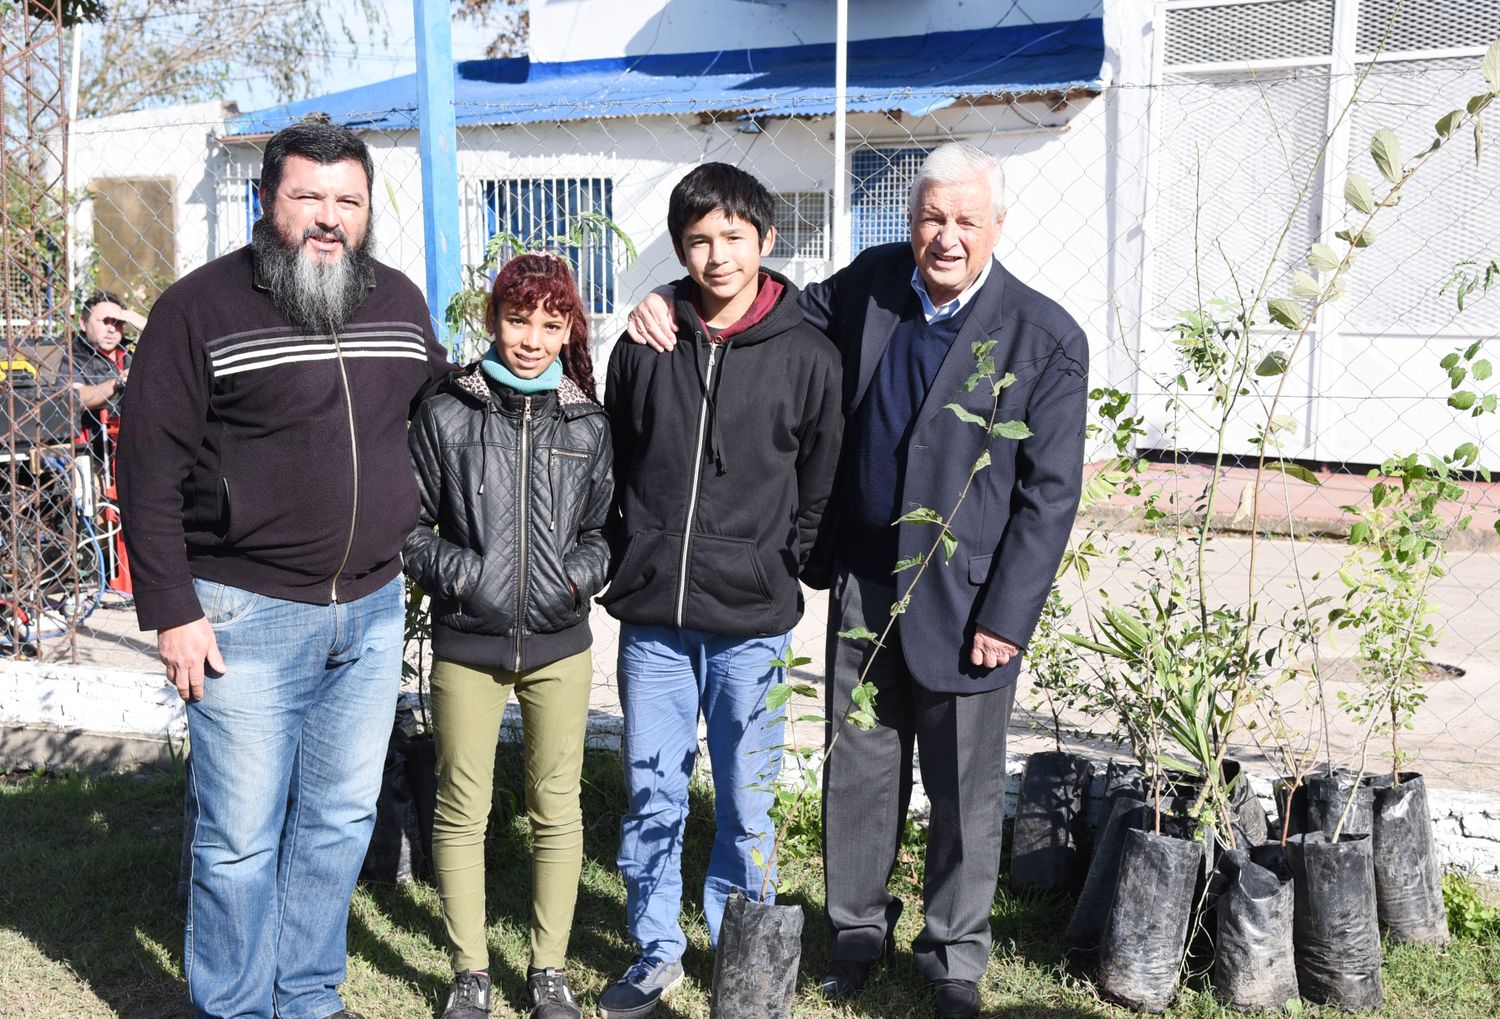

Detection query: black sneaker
(597, 955), (684, 1019)
(527, 966), (581, 1019)
(441, 971), (493, 1018)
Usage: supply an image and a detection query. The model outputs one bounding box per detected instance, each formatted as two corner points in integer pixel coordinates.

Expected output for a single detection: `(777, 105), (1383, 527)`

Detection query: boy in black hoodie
(599, 163), (843, 1019)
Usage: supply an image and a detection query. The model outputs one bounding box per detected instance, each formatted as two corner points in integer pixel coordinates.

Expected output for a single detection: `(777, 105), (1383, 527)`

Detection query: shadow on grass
(0, 766), (191, 1018)
(1, 746), (1151, 1019)
(343, 744), (733, 1016)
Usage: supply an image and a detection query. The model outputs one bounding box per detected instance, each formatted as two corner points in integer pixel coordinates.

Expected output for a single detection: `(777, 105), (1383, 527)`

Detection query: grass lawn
(2, 748), (1497, 1018)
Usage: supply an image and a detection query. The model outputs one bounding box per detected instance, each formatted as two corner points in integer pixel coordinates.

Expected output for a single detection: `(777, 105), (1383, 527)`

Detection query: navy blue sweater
(836, 294), (972, 581)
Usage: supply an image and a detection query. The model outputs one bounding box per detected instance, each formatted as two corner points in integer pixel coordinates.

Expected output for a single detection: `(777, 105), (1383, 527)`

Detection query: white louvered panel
(1150, 69), (1328, 319)
(1356, 0), (1500, 55)
(1164, 0), (1335, 66)
(1340, 57), (1500, 338)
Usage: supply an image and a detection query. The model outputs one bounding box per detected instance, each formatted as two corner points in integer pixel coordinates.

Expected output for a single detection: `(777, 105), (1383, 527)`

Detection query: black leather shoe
(932, 978), (981, 1019)
(818, 957), (875, 1001)
(818, 933), (895, 1001)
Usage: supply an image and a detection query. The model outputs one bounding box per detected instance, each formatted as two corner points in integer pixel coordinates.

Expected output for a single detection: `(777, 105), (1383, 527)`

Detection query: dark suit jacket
(800, 242), (1087, 694)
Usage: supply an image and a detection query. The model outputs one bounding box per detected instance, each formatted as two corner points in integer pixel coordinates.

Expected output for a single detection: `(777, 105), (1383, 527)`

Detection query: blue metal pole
(414, 0), (462, 358)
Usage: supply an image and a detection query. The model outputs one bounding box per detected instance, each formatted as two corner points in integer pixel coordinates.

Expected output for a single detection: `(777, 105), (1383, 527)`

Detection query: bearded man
(118, 114), (452, 1019)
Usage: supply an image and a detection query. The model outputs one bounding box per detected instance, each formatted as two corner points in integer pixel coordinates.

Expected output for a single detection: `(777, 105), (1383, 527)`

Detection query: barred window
(481, 177), (616, 314)
(769, 191), (830, 262)
(851, 146), (930, 253)
(214, 170), (259, 257)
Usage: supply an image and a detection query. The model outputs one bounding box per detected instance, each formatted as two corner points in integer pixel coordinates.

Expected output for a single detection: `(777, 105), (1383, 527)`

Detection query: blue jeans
(615, 623), (789, 963)
(183, 575), (403, 1019)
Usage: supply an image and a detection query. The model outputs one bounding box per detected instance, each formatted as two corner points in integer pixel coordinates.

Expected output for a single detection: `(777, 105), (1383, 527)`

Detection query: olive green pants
(430, 651), (592, 972)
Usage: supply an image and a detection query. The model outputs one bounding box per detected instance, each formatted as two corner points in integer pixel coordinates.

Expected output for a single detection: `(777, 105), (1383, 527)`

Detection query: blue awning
(230, 17), (1105, 136)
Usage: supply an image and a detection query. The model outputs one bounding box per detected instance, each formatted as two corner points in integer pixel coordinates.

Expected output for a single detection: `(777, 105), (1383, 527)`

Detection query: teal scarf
(481, 347), (562, 393)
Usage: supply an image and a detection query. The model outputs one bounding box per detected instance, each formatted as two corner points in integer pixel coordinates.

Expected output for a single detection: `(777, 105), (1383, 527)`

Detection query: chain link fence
(5, 8), (1500, 792)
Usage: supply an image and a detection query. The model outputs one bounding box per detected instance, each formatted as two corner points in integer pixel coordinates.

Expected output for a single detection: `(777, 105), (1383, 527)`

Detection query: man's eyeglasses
(101, 317), (128, 330)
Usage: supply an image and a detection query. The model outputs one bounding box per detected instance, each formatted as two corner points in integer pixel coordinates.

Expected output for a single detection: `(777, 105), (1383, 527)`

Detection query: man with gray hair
(120, 114), (452, 1019)
(625, 141), (1087, 1018)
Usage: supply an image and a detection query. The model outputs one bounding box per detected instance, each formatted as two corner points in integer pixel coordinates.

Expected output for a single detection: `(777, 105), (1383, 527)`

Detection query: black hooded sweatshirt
(602, 268), (843, 636)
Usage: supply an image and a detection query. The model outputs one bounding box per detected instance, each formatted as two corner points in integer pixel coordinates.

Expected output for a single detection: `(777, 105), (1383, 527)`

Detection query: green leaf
(1343, 173), (1376, 214)
(1063, 632), (1123, 656)
(751, 846), (766, 869)
(991, 420), (1033, 440)
(892, 553), (926, 573)
(1436, 109), (1464, 139)
(992, 372), (1018, 394)
(1455, 441), (1480, 465)
(1449, 390), (1478, 411)
(1267, 413), (1298, 434)
(838, 627), (880, 642)
(1371, 128), (1403, 183)
(1265, 460), (1322, 485)
(1308, 242), (1341, 272)
(896, 507), (944, 526)
(1469, 94), (1488, 116)
(944, 403), (986, 427)
(971, 449), (992, 475)
(766, 685), (794, 712)
(1440, 351), (1461, 370)
(1478, 114), (1486, 166)
(1349, 521), (1370, 545)
(1475, 359), (1493, 380)
(1267, 299), (1305, 330)
(940, 530), (959, 562)
(1450, 365), (1468, 389)
(1335, 226), (1375, 248)
(1231, 482), (1256, 524)
(848, 708), (878, 731)
(1256, 351), (1290, 376)
(1485, 38), (1500, 93)
(1291, 271), (1321, 300)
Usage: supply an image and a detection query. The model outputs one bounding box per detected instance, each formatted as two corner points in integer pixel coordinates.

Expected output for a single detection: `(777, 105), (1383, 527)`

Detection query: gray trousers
(821, 570), (1016, 983)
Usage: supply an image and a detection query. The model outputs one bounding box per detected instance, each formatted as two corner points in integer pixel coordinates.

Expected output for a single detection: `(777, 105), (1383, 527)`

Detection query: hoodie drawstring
(707, 337), (735, 476)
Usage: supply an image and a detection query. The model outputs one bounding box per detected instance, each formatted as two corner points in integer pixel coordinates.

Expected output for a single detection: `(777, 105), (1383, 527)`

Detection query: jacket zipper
(675, 339), (718, 626)
(330, 325), (359, 603)
(515, 396), (533, 671)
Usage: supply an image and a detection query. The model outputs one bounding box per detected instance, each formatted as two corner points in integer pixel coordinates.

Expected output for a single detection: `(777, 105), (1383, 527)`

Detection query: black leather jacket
(404, 366), (612, 671)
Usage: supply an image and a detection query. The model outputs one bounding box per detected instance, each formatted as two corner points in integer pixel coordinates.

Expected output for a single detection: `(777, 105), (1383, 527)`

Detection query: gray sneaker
(597, 956), (684, 1019)
(441, 971), (493, 1018)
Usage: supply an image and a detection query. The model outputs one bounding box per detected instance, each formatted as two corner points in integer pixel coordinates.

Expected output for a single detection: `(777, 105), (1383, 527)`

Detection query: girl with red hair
(404, 253), (611, 1019)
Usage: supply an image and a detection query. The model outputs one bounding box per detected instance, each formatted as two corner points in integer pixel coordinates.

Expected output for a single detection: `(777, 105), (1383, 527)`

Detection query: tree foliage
(453, 0), (526, 60)
(75, 0), (383, 120)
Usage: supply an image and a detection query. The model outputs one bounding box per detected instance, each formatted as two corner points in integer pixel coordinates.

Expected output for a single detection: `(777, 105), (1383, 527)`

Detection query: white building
(69, 0), (1500, 466)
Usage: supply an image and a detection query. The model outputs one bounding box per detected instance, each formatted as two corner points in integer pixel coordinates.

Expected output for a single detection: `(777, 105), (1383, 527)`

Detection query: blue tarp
(230, 17), (1104, 136)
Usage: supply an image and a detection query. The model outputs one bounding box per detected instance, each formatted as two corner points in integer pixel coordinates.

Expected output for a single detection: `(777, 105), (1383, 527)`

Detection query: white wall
(529, 0), (1105, 63)
(427, 97), (1114, 372)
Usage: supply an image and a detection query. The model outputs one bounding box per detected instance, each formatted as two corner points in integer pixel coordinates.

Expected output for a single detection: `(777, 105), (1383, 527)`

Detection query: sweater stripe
(212, 328), (426, 357)
(214, 337), (427, 367)
(215, 345), (430, 378)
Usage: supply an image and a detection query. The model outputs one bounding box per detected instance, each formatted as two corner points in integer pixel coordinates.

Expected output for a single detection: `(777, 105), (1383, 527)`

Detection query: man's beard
(252, 216), (375, 332)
